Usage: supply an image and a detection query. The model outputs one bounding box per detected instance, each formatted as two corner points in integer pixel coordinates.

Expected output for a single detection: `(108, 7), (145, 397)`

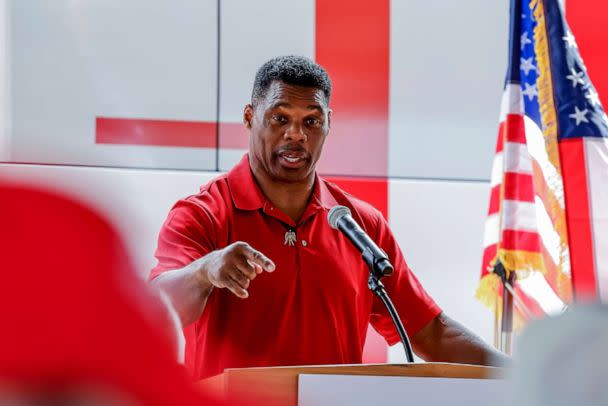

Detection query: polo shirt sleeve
(149, 199), (217, 280)
(369, 213), (442, 345)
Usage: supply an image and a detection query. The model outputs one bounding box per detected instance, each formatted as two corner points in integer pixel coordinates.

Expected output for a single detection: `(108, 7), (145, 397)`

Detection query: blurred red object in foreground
(0, 182), (214, 405)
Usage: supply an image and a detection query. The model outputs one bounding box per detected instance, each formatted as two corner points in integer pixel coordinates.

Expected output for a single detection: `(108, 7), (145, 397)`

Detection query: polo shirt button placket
(301, 240), (307, 247)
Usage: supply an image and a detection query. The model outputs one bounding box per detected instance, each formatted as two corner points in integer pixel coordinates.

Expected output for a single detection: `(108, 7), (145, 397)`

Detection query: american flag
(477, 0), (608, 319)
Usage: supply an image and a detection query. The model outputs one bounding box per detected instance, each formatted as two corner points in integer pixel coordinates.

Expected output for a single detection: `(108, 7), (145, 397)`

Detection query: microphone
(328, 205), (415, 362)
(328, 205), (394, 277)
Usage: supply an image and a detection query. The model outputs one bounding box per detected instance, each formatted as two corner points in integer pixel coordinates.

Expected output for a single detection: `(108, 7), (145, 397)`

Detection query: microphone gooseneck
(328, 205), (415, 363)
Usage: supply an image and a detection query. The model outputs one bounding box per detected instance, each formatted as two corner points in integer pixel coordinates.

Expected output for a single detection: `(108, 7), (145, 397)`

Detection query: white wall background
(387, 179), (494, 361)
(0, 0), (10, 161)
(9, 0), (218, 169)
(389, 0), (507, 180)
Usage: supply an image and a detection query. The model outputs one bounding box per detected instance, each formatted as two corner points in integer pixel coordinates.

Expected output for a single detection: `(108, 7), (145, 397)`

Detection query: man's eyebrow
(268, 102), (324, 113)
(307, 105), (324, 114)
(269, 101), (292, 109)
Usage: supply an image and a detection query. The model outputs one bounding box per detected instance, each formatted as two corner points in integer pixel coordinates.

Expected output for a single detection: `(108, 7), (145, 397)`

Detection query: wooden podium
(199, 363), (506, 405)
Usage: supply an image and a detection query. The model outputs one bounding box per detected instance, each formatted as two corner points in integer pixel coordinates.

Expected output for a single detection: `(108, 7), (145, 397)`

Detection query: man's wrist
(192, 256), (214, 296)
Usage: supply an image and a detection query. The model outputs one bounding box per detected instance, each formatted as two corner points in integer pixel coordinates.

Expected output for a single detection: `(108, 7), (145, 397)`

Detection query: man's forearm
(150, 259), (213, 327)
(150, 242), (275, 327)
(412, 312), (509, 366)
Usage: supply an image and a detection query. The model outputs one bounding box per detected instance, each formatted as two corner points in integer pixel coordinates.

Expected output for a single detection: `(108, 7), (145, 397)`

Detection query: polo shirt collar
(227, 154), (266, 211)
(311, 173), (339, 210)
(227, 153), (339, 213)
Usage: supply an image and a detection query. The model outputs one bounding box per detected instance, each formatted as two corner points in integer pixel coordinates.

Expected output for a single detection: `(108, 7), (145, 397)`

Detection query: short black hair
(251, 55), (332, 105)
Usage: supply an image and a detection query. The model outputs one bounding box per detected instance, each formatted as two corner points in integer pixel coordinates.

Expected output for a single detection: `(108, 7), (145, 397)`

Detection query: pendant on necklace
(284, 229), (297, 246)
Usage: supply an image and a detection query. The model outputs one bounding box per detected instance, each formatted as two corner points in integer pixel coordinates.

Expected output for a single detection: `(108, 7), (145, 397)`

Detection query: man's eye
(273, 115), (287, 123)
(306, 118), (321, 126)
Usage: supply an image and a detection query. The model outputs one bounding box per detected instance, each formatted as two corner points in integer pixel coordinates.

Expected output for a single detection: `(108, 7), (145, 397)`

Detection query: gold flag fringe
(476, 271), (529, 332)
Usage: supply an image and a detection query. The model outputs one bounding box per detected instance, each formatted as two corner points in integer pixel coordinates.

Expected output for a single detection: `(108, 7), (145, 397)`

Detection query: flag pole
(494, 0), (520, 355)
(501, 271), (515, 354)
(493, 259), (515, 355)
(493, 295), (500, 349)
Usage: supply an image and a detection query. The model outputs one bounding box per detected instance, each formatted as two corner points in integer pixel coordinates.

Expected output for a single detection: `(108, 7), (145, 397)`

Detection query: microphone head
(328, 205), (352, 229)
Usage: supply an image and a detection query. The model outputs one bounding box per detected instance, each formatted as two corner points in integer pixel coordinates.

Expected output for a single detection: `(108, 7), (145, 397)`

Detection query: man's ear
(327, 109), (332, 131)
(243, 104), (254, 129)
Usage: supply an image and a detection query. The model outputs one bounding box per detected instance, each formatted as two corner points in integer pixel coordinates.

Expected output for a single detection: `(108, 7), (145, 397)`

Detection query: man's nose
(284, 123), (307, 142)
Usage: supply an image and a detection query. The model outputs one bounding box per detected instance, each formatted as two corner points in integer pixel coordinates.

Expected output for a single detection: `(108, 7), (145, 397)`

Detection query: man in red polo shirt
(150, 55), (505, 379)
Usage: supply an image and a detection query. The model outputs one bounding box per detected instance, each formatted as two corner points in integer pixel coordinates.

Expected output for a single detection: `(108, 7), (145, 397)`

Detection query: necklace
(284, 229), (297, 246)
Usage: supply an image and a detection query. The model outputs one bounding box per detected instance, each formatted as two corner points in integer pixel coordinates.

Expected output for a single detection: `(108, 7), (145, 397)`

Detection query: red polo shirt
(150, 155), (441, 379)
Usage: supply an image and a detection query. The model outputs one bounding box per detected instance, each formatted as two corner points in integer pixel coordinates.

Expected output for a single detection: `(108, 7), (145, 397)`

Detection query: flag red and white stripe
(477, 84), (572, 319)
